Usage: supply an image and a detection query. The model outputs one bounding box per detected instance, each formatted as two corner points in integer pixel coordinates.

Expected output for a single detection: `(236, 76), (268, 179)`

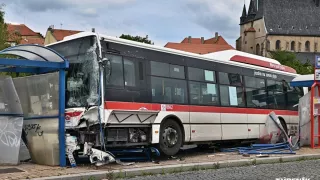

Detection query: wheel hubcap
(163, 127), (178, 147)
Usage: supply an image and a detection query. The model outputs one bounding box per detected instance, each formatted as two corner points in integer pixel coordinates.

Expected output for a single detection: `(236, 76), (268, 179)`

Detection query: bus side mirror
(99, 57), (110, 67)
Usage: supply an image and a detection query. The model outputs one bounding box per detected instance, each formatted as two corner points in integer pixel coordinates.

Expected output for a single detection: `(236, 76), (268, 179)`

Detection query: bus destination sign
(254, 70), (277, 79)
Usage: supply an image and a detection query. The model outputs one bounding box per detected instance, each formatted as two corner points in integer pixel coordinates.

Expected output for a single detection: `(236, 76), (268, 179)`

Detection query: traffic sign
(315, 56), (320, 69)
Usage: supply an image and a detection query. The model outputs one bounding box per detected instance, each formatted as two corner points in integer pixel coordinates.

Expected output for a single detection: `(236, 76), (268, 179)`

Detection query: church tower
(240, 4), (247, 24)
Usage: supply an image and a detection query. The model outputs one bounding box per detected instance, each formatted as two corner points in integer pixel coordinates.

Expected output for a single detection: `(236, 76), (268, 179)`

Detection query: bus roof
(205, 50), (280, 65)
(47, 31), (298, 77)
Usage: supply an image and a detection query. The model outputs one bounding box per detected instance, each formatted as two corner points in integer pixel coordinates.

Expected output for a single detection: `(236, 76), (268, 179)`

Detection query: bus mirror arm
(293, 104), (299, 108)
(99, 57), (110, 67)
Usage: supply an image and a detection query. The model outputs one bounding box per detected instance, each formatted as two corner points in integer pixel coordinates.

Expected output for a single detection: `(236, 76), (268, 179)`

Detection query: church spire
(241, 4), (247, 17)
(247, 0), (257, 19)
(240, 4), (247, 23)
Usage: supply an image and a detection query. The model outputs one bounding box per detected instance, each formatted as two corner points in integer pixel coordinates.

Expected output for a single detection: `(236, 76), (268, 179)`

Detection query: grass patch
(279, 157), (283, 163)
(252, 159), (256, 165)
(214, 162), (220, 169)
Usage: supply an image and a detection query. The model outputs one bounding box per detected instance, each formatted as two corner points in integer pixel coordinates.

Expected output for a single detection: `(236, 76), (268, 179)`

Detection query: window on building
(151, 76), (187, 104)
(256, 44), (260, 55)
(244, 76), (267, 108)
(305, 41), (310, 52)
(276, 40), (281, 50)
(315, 43), (318, 52)
(291, 41), (296, 51)
(266, 80), (286, 109)
(219, 72), (245, 107)
(298, 42), (301, 52)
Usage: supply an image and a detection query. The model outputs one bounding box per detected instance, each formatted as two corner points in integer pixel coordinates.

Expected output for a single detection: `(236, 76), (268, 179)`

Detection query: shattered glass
(48, 36), (100, 107)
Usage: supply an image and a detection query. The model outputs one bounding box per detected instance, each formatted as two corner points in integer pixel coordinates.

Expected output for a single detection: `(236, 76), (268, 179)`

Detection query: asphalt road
(125, 159), (320, 180)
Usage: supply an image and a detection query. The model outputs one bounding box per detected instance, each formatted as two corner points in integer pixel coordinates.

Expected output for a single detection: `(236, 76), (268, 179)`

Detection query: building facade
(236, 0), (320, 64)
(44, 25), (82, 45)
(6, 23), (44, 46)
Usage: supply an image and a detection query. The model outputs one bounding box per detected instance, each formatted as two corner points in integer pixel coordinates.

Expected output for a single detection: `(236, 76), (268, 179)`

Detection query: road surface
(125, 159), (319, 180)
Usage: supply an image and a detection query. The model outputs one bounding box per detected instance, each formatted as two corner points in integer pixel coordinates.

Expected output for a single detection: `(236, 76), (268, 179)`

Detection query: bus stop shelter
(0, 44), (68, 167)
(290, 74), (317, 87)
(290, 74), (320, 148)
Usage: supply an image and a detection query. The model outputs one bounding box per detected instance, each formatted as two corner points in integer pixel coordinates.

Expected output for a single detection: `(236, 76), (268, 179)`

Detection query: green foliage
(0, 4), (9, 50)
(0, 4), (27, 77)
(270, 50), (313, 75)
(119, 34), (154, 44)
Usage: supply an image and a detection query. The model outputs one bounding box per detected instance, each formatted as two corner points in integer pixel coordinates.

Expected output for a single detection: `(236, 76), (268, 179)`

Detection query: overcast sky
(2, 0), (251, 47)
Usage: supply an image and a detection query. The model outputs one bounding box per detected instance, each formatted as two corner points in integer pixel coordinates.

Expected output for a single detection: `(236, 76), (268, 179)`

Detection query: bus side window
(218, 72), (245, 107)
(244, 76), (267, 108)
(106, 54), (124, 87)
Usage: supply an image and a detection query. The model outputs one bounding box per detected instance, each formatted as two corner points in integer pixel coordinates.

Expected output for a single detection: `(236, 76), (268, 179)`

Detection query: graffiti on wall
(24, 124), (44, 137)
(0, 116), (23, 147)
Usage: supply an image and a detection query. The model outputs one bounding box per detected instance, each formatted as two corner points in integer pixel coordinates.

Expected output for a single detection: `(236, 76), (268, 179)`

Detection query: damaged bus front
(47, 33), (159, 165)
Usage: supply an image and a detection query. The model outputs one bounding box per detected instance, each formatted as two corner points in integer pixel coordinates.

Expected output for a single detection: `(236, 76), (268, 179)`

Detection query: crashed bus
(47, 32), (305, 163)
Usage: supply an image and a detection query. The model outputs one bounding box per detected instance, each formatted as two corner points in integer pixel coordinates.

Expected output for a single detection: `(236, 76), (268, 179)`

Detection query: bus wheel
(159, 119), (183, 156)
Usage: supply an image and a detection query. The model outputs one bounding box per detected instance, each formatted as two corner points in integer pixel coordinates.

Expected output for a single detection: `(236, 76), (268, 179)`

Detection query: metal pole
(59, 69), (66, 167)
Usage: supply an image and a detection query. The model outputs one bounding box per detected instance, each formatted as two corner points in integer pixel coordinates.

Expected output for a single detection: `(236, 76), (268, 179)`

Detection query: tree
(0, 4), (26, 77)
(269, 50), (313, 75)
(0, 4), (9, 50)
(119, 34), (154, 45)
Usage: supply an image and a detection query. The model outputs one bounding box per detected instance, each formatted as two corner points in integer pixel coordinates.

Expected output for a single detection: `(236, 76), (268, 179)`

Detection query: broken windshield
(48, 35), (99, 108)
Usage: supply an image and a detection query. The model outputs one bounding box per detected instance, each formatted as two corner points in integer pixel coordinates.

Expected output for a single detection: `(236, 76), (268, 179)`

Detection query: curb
(30, 154), (320, 180)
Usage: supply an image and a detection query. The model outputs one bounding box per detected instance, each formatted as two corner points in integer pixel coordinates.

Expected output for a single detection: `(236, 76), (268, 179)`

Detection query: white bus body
(47, 32), (304, 156)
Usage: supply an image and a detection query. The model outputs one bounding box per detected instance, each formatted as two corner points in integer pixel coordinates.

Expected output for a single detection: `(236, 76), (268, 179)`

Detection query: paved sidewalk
(0, 147), (320, 180)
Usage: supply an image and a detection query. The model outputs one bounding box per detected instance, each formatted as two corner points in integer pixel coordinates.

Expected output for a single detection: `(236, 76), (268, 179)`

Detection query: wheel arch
(161, 114), (185, 145)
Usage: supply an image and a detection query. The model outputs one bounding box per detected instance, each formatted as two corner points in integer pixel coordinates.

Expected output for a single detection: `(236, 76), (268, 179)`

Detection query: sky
(2, 0), (251, 47)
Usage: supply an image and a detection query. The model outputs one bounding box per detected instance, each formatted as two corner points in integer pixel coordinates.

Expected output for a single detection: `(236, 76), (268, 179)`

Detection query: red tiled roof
(245, 27), (256, 32)
(51, 29), (82, 41)
(181, 38), (202, 44)
(180, 36), (229, 46)
(204, 36), (229, 45)
(20, 37), (45, 45)
(7, 24), (39, 36)
(164, 43), (234, 54)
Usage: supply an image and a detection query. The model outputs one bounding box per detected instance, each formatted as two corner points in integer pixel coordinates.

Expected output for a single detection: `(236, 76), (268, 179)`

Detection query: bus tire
(159, 119), (183, 156)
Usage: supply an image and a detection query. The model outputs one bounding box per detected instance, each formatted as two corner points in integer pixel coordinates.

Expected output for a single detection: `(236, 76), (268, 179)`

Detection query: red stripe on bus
(230, 55), (297, 74)
(104, 101), (298, 116)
